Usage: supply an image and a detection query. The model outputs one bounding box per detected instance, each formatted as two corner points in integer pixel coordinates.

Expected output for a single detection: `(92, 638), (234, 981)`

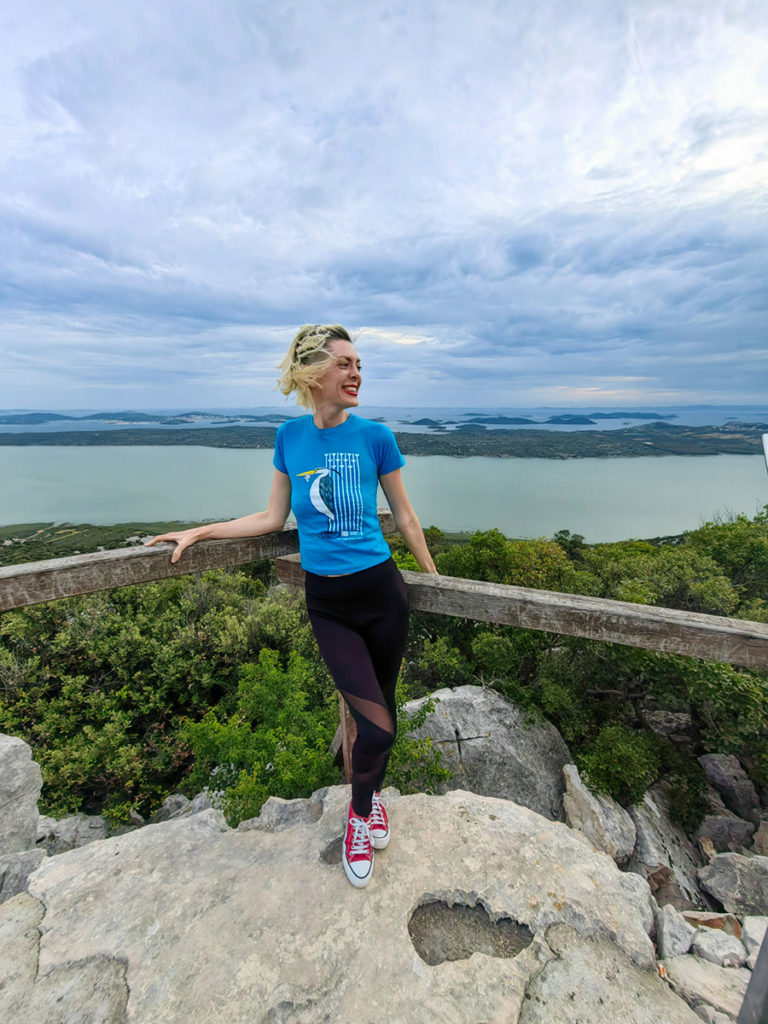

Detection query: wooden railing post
(338, 694), (357, 784)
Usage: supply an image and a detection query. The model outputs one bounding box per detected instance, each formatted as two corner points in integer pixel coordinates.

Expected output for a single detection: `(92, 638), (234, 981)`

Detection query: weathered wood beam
(0, 532), (298, 611)
(0, 512), (396, 612)
(274, 558), (768, 670)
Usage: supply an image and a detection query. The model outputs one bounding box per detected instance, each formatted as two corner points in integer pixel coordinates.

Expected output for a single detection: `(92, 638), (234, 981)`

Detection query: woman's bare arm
(379, 469), (437, 574)
(144, 470), (292, 564)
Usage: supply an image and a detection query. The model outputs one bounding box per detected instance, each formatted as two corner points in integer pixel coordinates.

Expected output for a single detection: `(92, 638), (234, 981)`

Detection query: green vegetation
(0, 521), (202, 567)
(1, 419), (765, 457)
(1, 508), (767, 829)
(389, 509), (768, 818)
(0, 566), (448, 826)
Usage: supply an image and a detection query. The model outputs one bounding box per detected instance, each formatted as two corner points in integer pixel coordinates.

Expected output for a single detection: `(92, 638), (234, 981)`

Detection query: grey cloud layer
(2, 0), (767, 407)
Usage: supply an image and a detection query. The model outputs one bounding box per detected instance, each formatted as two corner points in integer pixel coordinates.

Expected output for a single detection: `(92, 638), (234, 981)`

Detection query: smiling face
(312, 339), (361, 410)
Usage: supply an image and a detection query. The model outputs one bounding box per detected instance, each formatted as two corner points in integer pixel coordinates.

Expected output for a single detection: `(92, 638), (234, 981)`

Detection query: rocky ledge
(0, 785), (712, 1024)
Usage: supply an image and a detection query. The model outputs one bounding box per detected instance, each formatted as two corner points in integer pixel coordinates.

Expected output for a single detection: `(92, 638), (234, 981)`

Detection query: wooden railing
(1, 515), (767, 1022)
(5, 512), (768, 778)
(4, 514), (766, 665)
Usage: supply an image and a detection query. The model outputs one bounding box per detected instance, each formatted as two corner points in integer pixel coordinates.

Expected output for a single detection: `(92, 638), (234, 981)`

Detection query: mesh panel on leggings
(304, 558), (409, 819)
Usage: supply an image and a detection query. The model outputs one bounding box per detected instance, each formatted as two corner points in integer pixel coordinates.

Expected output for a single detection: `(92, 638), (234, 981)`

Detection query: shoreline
(0, 421), (765, 458)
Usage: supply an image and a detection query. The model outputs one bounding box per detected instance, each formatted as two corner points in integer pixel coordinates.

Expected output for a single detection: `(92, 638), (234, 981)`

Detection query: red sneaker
(368, 791), (390, 849)
(342, 804), (373, 888)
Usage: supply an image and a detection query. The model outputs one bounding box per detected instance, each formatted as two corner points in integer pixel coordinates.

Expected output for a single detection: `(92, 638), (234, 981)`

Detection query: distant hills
(1, 421), (765, 458)
(0, 409), (678, 428)
(0, 411), (295, 426)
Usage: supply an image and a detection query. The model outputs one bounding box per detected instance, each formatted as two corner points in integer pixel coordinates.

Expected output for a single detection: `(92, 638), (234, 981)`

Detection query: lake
(2, 446), (767, 542)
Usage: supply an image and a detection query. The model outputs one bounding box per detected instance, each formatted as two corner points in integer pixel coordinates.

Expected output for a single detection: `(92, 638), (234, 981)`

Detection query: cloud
(1, 0), (767, 407)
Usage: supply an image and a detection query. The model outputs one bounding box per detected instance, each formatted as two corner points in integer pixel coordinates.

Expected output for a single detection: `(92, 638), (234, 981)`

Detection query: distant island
(0, 411), (295, 426)
(1, 409), (678, 429)
(1, 420), (766, 458)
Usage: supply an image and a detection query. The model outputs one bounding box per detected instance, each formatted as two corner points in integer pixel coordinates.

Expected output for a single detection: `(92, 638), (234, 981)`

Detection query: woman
(146, 324), (437, 888)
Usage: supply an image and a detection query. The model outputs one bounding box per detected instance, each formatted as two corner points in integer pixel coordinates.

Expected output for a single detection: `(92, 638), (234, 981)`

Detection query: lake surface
(2, 447), (767, 542)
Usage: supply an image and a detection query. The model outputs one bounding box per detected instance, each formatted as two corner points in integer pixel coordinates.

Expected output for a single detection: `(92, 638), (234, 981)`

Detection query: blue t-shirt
(273, 414), (406, 575)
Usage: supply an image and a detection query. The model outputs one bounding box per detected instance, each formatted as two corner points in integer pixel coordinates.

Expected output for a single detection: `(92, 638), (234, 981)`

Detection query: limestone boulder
(518, 924), (701, 1023)
(0, 789), (662, 1023)
(628, 784), (708, 909)
(698, 754), (760, 825)
(238, 789), (325, 831)
(0, 850), (46, 905)
(663, 954), (750, 1020)
(742, 916), (767, 970)
(690, 927), (747, 967)
(562, 763), (636, 864)
(694, 814), (756, 854)
(681, 911), (742, 938)
(149, 793), (190, 821)
(698, 853), (768, 915)
(36, 813), (108, 856)
(639, 702), (694, 745)
(404, 686), (571, 820)
(149, 791), (214, 823)
(752, 820), (768, 856)
(655, 903), (695, 958)
(0, 735), (42, 855)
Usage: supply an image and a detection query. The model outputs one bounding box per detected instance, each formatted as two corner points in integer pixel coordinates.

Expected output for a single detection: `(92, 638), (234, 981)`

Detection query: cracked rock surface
(0, 788), (682, 1023)
(519, 924), (702, 1023)
(0, 892), (128, 1023)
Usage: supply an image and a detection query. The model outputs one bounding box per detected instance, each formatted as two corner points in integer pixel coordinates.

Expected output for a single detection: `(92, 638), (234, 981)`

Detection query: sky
(2, 0), (768, 410)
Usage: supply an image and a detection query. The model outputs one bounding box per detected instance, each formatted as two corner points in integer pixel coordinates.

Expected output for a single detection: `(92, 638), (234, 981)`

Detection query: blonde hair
(276, 324), (353, 412)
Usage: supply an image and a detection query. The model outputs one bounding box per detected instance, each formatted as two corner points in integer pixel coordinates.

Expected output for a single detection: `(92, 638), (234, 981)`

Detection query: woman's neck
(312, 403), (351, 430)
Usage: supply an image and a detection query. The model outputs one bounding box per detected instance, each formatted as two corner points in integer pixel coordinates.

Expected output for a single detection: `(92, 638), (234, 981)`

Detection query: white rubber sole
(370, 831), (390, 849)
(342, 848), (374, 887)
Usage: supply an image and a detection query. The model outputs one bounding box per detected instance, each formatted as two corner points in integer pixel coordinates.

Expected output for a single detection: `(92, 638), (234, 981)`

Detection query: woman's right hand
(144, 527), (203, 564)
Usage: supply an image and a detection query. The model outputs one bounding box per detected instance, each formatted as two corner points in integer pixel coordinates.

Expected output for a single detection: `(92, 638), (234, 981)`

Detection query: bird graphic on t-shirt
(296, 467), (339, 527)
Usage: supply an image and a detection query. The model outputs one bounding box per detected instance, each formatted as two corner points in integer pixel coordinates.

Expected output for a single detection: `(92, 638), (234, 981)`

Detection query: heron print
(297, 453), (364, 537)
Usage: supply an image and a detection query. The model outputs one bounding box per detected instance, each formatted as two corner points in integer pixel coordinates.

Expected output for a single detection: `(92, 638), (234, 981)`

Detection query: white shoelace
(348, 815), (371, 856)
(368, 793), (388, 829)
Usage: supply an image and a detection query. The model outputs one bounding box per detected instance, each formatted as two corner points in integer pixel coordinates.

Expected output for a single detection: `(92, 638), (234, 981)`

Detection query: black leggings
(304, 557), (409, 818)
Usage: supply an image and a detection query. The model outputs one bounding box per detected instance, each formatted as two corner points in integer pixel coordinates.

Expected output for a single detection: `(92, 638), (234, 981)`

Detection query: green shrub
(578, 725), (660, 805)
(436, 529), (599, 595)
(657, 742), (710, 831)
(385, 685), (453, 795)
(181, 647), (339, 826)
(685, 507), (768, 602)
(407, 636), (470, 691)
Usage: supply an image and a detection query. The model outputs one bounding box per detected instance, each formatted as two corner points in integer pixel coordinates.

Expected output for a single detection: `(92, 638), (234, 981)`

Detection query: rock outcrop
(698, 853), (768, 915)
(628, 784), (708, 909)
(0, 786), (679, 1023)
(36, 813), (108, 856)
(0, 849), (46, 906)
(519, 924), (702, 1023)
(1, 721), (763, 1023)
(694, 814), (756, 853)
(655, 903), (696, 959)
(562, 762), (636, 864)
(663, 955), (751, 1020)
(742, 916), (768, 970)
(404, 686), (571, 820)
(698, 754), (761, 826)
(0, 735), (42, 855)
